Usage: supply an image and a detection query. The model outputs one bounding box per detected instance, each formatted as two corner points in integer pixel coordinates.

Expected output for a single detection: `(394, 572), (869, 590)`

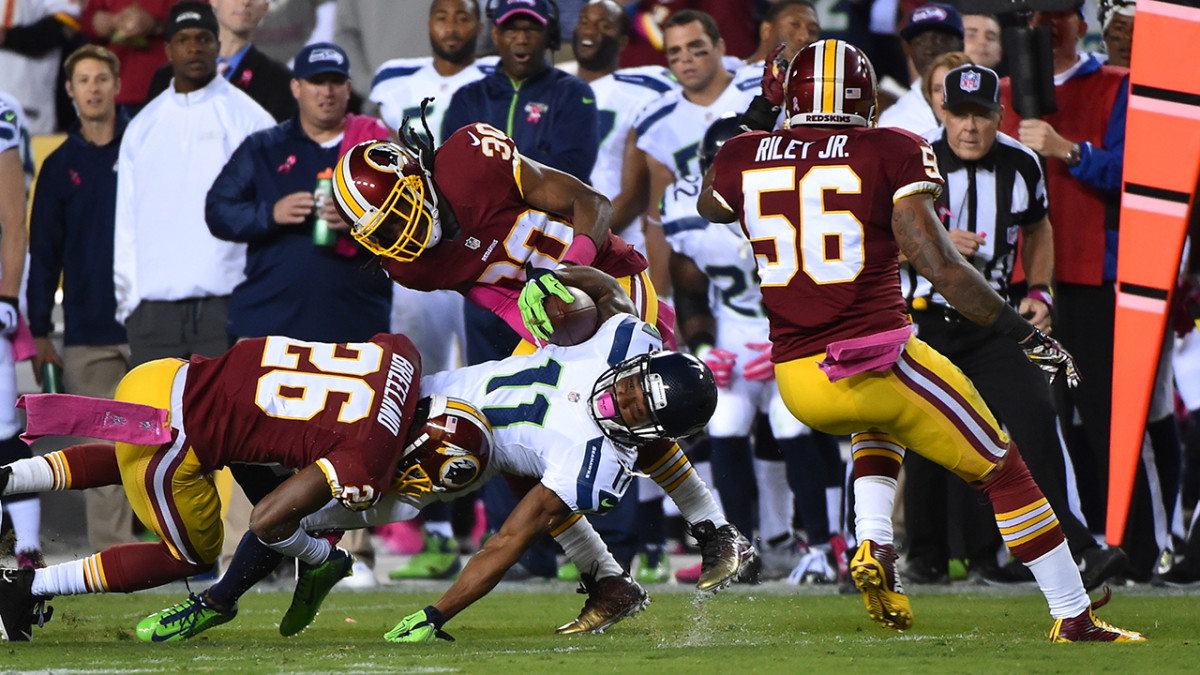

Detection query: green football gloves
(384, 606), (455, 643)
(518, 263), (574, 342)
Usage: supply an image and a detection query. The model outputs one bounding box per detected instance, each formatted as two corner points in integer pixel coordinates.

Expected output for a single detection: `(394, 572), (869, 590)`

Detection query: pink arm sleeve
(464, 285), (538, 345)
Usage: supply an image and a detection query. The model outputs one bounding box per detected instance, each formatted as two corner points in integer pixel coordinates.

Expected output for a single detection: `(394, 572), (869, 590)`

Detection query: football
(543, 286), (599, 346)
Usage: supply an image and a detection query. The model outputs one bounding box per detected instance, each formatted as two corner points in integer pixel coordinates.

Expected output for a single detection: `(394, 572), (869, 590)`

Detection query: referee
(900, 64), (1126, 589)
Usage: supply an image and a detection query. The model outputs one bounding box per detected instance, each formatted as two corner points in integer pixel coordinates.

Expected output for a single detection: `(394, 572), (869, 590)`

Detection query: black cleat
(0, 568), (53, 642)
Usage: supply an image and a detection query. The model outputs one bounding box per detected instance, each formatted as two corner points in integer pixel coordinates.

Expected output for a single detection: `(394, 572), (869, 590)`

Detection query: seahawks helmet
(589, 351), (717, 447)
(698, 113), (744, 175)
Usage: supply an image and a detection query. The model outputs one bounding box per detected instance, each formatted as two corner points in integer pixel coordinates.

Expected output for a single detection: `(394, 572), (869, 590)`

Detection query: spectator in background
(0, 91), (38, 569)
(0, 0), (82, 133)
(113, 1), (274, 367)
(999, 1), (1139, 572)
(146, 0), (298, 122)
(742, 0), (820, 66)
(255, 0), (336, 65)
(82, 0), (174, 110)
(205, 41), (392, 586)
(920, 50), (972, 121)
(618, 0), (758, 68)
(877, 3), (963, 134)
(436, 0), (602, 581)
(336, 0), (434, 114)
(1100, 0), (1134, 67)
(962, 13), (1002, 69)
(26, 45), (136, 554)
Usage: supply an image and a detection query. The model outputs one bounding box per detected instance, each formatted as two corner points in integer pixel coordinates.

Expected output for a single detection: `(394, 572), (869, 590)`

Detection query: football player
(697, 39), (1143, 642)
(334, 110), (756, 593)
(0, 332), (423, 642)
(664, 115), (842, 582)
(386, 264), (718, 642)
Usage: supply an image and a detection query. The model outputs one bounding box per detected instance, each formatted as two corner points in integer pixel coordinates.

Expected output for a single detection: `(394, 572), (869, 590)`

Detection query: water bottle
(312, 168), (337, 247)
(41, 362), (63, 394)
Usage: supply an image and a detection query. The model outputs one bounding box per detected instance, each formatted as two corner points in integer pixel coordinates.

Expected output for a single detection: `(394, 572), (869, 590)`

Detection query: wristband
(739, 96), (780, 133)
(992, 303), (1036, 343)
(1027, 284), (1054, 309)
(560, 235), (598, 267)
(423, 605), (447, 629)
(0, 296), (18, 310)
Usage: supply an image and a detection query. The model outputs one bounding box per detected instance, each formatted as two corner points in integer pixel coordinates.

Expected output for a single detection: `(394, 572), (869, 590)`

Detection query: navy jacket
(442, 66), (598, 181)
(27, 118), (128, 345)
(205, 119), (391, 342)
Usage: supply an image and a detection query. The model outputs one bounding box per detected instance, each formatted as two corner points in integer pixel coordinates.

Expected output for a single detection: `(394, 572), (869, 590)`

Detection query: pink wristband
(561, 235), (598, 267)
(1027, 288), (1054, 308)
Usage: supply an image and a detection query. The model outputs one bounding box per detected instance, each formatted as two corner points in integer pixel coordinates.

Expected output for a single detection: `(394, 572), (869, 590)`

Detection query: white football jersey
(0, 92), (33, 185)
(421, 314), (663, 513)
(660, 174), (766, 324)
(369, 56), (499, 142)
(634, 78), (753, 179)
(588, 66), (677, 253)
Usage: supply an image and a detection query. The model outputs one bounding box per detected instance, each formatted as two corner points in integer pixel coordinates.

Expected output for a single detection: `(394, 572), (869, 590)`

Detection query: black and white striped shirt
(903, 129), (1049, 305)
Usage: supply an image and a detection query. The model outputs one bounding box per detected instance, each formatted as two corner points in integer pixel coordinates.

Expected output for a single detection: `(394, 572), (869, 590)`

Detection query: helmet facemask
(589, 353), (676, 447)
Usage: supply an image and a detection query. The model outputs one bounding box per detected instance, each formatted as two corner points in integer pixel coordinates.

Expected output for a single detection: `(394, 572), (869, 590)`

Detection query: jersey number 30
(742, 165), (864, 286)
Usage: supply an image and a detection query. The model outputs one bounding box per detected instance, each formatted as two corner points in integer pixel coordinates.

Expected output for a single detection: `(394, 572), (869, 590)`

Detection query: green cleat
(634, 551), (670, 584)
(388, 532), (461, 580)
(280, 548), (354, 637)
(557, 561), (580, 583)
(136, 594), (235, 643)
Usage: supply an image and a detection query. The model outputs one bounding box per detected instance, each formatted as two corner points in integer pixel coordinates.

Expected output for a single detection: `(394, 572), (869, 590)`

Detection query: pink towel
(9, 314), (36, 362)
(17, 394), (172, 446)
(818, 325), (913, 383)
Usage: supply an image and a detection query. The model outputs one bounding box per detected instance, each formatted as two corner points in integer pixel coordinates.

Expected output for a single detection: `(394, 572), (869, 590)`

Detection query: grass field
(4, 582), (1196, 673)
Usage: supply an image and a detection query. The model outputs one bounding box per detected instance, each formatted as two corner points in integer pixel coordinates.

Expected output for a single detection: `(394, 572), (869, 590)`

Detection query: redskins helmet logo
(364, 143), (405, 172)
(440, 456), (482, 489)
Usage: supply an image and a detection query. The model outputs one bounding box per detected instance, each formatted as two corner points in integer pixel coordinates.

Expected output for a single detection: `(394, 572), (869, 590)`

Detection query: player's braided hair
(396, 97), (461, 241)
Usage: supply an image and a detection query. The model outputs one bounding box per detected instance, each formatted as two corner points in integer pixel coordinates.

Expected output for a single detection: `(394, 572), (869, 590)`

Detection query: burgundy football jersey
(382, 123), (646, 294)
(181, 333), (421, 511)
(710, 126), (944, 361)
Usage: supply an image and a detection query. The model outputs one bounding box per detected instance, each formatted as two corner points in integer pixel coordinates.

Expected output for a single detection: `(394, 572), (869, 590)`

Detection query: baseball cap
(492, 0), (552, 25)
(942, 64), (1001, 112)
(900, 3), (964, 42)
(165, 1), (219, 41)
(293, 42), (351, 80)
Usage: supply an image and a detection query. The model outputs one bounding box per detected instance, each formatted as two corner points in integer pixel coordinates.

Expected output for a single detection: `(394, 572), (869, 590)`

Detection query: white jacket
(113, 75), (274, 323)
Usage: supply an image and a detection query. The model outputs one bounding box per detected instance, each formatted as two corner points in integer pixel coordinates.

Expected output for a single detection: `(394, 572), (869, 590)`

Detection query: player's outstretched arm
(553, 264), (637, 324)
(519, 156), (613, 265)
(697, 166), (738, 225)
(670, 251), (716, 352)
(249, 464), (346, 547)
(433, 484), (571, 621)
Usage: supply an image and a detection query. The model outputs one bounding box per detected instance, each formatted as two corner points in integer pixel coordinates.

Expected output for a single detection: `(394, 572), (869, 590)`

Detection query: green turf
(5, 586), (1193, 673)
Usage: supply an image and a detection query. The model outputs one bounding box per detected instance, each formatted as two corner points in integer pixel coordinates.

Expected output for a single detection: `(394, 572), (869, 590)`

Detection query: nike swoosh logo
(150, 630), (180, 642)
(467, 131), (481, 146)
(582, 98), (595, 105)
(601, 497), (616, 509)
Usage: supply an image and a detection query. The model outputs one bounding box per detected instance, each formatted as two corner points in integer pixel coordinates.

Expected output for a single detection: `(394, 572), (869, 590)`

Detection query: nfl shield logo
(466, 237), (481, 250)
(960, 71), (981, 93)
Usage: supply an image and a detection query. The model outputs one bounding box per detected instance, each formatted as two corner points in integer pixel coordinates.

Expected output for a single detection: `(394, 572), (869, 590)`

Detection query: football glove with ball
(518, 262), (574, 342)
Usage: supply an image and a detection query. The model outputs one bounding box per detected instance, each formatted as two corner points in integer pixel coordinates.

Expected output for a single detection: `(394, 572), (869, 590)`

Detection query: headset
(485, 0), (562, 51)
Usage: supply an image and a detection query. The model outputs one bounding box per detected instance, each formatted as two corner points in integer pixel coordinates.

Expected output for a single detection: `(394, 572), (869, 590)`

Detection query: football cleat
(690, 520), (760, 591)
(634, 550), (670, 584)
(280, 548), (355, 636)
(389, 531), (461, 580)
(556, 573), (649, 635)
(851, 540), (913, 631)
(0, 568), (52, 642)
(136, 593), (235, 643)
(1078, 546), (1130, 592)
(787, 545), (838, 585)
(1049, 587), (1145, 643)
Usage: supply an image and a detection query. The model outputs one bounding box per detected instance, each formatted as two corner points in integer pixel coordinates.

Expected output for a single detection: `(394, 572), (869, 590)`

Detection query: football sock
(778, 435), (831, 545)
(850, 432), (905, 544)
(979, 444), (1064, 562)
(263, 528), (333, 566)
(552, 514), (623, 580)
(709, 437), (755, 535)
(32, 543), (209, 595)
(826, 486), (844, 537)
(641, 441), (727, 528)
(5, 444), (121, 494)
(207, 531), (284, 611)
(6, 498), (40, 553)
(425, 520), (455, 540)
(752, 457), (793, 544)
(1026, 540), (1091, 619)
